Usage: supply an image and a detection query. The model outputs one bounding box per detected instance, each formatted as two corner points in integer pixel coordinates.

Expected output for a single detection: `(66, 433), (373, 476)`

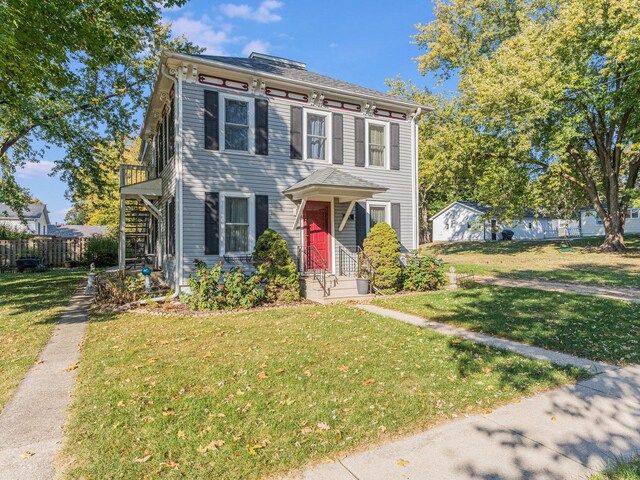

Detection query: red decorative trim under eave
(198, 74), (249, 92)
(265, 87), (309, 102)
(322, 98), (362, 112)
(373, 108), (408, 121)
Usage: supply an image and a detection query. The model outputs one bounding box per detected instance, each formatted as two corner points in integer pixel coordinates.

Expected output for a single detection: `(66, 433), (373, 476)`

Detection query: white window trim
(219, 191), (255, 256)
(219, 93), (255, 155)
(366, 200), (391, 233)
(302, 108), (332, 163)
(365, 118), (390, 169)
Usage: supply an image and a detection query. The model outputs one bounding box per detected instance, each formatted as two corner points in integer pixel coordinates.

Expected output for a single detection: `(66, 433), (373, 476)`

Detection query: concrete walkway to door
(0, 288), (91, 480)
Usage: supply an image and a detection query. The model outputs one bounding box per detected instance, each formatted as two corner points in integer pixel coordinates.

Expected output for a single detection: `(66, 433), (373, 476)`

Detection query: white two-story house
(119, 51), (427, 297)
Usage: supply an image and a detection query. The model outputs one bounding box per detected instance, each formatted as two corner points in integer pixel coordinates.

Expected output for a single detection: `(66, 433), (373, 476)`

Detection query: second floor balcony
(120, 164), (162, 198)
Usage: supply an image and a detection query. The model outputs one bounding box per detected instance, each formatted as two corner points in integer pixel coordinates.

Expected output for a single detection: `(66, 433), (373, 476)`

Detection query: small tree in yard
(362, 223), (402, 295)
(253, 229), (300, 303)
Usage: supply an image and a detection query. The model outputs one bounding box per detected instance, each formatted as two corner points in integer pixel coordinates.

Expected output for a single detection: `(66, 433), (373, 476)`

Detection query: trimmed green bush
(184, 260), (264, 311)
(84, 234), (118, 267)
(362, 222), (402, 294)
(403, 252), (445, 291)
(253, 228), (300, 303)
(0, 225), (31, 240)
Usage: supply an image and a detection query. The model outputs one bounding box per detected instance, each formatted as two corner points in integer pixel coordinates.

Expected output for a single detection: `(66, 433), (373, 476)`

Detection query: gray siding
(178, 80), (415, 283)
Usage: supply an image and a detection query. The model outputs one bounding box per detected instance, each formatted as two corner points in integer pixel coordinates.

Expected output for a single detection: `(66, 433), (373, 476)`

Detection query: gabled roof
(47, 225), (109, 238)
(430, 201), (488, 221)
(0, 203), (47, 220)
(284, 167), (386, 194)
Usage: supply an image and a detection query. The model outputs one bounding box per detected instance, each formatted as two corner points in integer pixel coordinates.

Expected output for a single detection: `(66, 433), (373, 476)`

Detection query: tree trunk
(601, 216), (626, 252)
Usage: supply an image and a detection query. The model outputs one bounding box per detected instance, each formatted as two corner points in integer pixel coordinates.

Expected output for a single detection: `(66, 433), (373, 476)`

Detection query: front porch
(285, 167), (387, 299)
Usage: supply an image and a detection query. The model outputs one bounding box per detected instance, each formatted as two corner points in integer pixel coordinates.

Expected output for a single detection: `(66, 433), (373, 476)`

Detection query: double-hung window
(366, 119), (389, 168)
(303, 110), (331, 161)
(221, 94), (254, 153)
(366, 201), (390, 232)
(626, 208), (639, 219)
(221, 193), (255, 255)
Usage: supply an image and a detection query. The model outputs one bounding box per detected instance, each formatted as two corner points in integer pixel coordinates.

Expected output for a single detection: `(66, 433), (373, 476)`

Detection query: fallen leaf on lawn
(378, 425), (387, 433)
(65, 363), (78, 372)
(21, 452), (34, 459)
(396, 458), (409, 467)
(303, 369), (312, 377)
(257, 372), (268, 379)
(300, 427), (313, 435)
(147, 358), (158, 363)
(35, 360), (44, 365)
(197, 439), (225, 453)
(316, 422), (330, 431)
(162, 411), (175, 416)
(215, 331), (225, 337)
(363, 378), (376, 385)
(483, 367), (492, 375)
(177, 430), (186, 438)
(247, 443), (265, 456)
(133, 454), (152, 463)
(162, 460), (178, 469)
(338, 365), (349, 372)
(259, 363), (267, 369)
(275, 368), (285, 374)
(217, 413), (226, 418)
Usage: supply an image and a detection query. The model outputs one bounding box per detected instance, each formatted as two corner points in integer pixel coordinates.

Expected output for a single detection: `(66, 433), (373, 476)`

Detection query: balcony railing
(120, 164), (157, 187)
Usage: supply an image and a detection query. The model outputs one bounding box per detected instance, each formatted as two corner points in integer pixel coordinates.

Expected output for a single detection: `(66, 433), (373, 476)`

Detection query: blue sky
(19, 0), (450, 224)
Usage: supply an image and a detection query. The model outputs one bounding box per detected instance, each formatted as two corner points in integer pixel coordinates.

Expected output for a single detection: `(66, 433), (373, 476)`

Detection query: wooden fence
(0, 237), (89, 267)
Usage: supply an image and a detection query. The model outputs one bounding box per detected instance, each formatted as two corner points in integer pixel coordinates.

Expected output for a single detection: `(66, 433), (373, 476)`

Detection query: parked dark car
(16, 257), (48, 272)
(501, 230), (515, 241)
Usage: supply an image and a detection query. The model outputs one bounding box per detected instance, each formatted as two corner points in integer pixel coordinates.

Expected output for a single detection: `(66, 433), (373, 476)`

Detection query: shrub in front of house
(184, 260), (264, 311)
(0, 225), (31, 240)
(362, 222), (402, 295)
(402, 252), (445, 291)
(84, 234), (118, 267)
(253, 228), (300, 303)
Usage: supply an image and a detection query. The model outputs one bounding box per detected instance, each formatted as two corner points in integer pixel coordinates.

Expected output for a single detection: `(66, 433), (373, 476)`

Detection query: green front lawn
(373, 286), (640, 365)
(0, 269), (85, 411)
(423, 235), (640, 289)
(591, 457), (640, 480)
(61, 305), (583, 479)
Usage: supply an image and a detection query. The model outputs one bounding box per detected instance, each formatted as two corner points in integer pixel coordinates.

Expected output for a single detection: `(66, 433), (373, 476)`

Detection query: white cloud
(167, 14), (235, 55)
(16, 161), (55, 180)
(220, 1), (283, 23)
(242, 39), (270, 56)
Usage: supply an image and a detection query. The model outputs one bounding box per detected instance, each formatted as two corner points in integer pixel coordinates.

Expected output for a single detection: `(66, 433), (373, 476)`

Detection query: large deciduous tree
(416, 0), (640, 251)
(0, 0), (201, 211)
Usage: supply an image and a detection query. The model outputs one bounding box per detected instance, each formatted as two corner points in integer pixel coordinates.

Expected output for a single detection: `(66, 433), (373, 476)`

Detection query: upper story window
(220, 93), (255, 154)
(365, 119), (389, 169)
(303, 109), (331, 161)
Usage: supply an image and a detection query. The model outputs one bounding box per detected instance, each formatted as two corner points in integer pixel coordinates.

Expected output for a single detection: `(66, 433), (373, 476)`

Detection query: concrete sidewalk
(0, 289), (91, 480)
(476, 276), (640, 303)
(358, 304), (616, 374)
(284, 365), (640, 480)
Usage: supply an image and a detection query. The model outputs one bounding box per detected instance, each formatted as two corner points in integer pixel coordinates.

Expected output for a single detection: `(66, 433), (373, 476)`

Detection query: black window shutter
(204, 90), (219, 151)
(168, 198), (176, 255)
(204, 192), (220, 255)
(255, 195), (269, 239)
(168, 97), (175, 160)
(391, 202), (401, 242)
(158, 123), (164, 174)
(290, 106), (303, 159)
(355, 117), (365, 167)
(332, 113), (343, 164)
(355, 202), (367, 247)
(390, 123), (400, 170)
(255, 99), (269, 155)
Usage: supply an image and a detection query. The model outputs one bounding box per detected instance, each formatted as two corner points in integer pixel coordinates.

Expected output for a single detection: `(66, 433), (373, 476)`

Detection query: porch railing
(120, 164), (157, 187)
(298, 245), (329, 297)
(338, 245), (376, 294)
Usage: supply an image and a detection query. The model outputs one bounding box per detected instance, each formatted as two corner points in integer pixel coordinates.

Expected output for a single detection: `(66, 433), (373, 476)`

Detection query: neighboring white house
(580, 207), (640, 236)
(431, 201), (578, 242)
(0, 203), (50, 235)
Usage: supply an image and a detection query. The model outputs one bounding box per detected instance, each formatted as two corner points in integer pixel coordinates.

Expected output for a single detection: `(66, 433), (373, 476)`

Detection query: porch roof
(283, 167), (387, 202)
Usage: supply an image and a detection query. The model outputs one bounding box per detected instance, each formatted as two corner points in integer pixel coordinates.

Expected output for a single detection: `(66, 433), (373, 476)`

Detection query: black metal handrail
(298, 245), (329, 297)
(356, 246), (380, 295)
(338, 246), (358, 276)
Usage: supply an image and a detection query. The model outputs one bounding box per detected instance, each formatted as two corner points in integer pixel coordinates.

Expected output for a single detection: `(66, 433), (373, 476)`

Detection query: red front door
(304, 202), (331, 271)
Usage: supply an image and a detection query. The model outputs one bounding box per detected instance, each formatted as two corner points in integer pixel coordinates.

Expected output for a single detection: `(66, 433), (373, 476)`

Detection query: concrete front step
(307, 293), (376, 304)
(301, 275), (369, 299)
